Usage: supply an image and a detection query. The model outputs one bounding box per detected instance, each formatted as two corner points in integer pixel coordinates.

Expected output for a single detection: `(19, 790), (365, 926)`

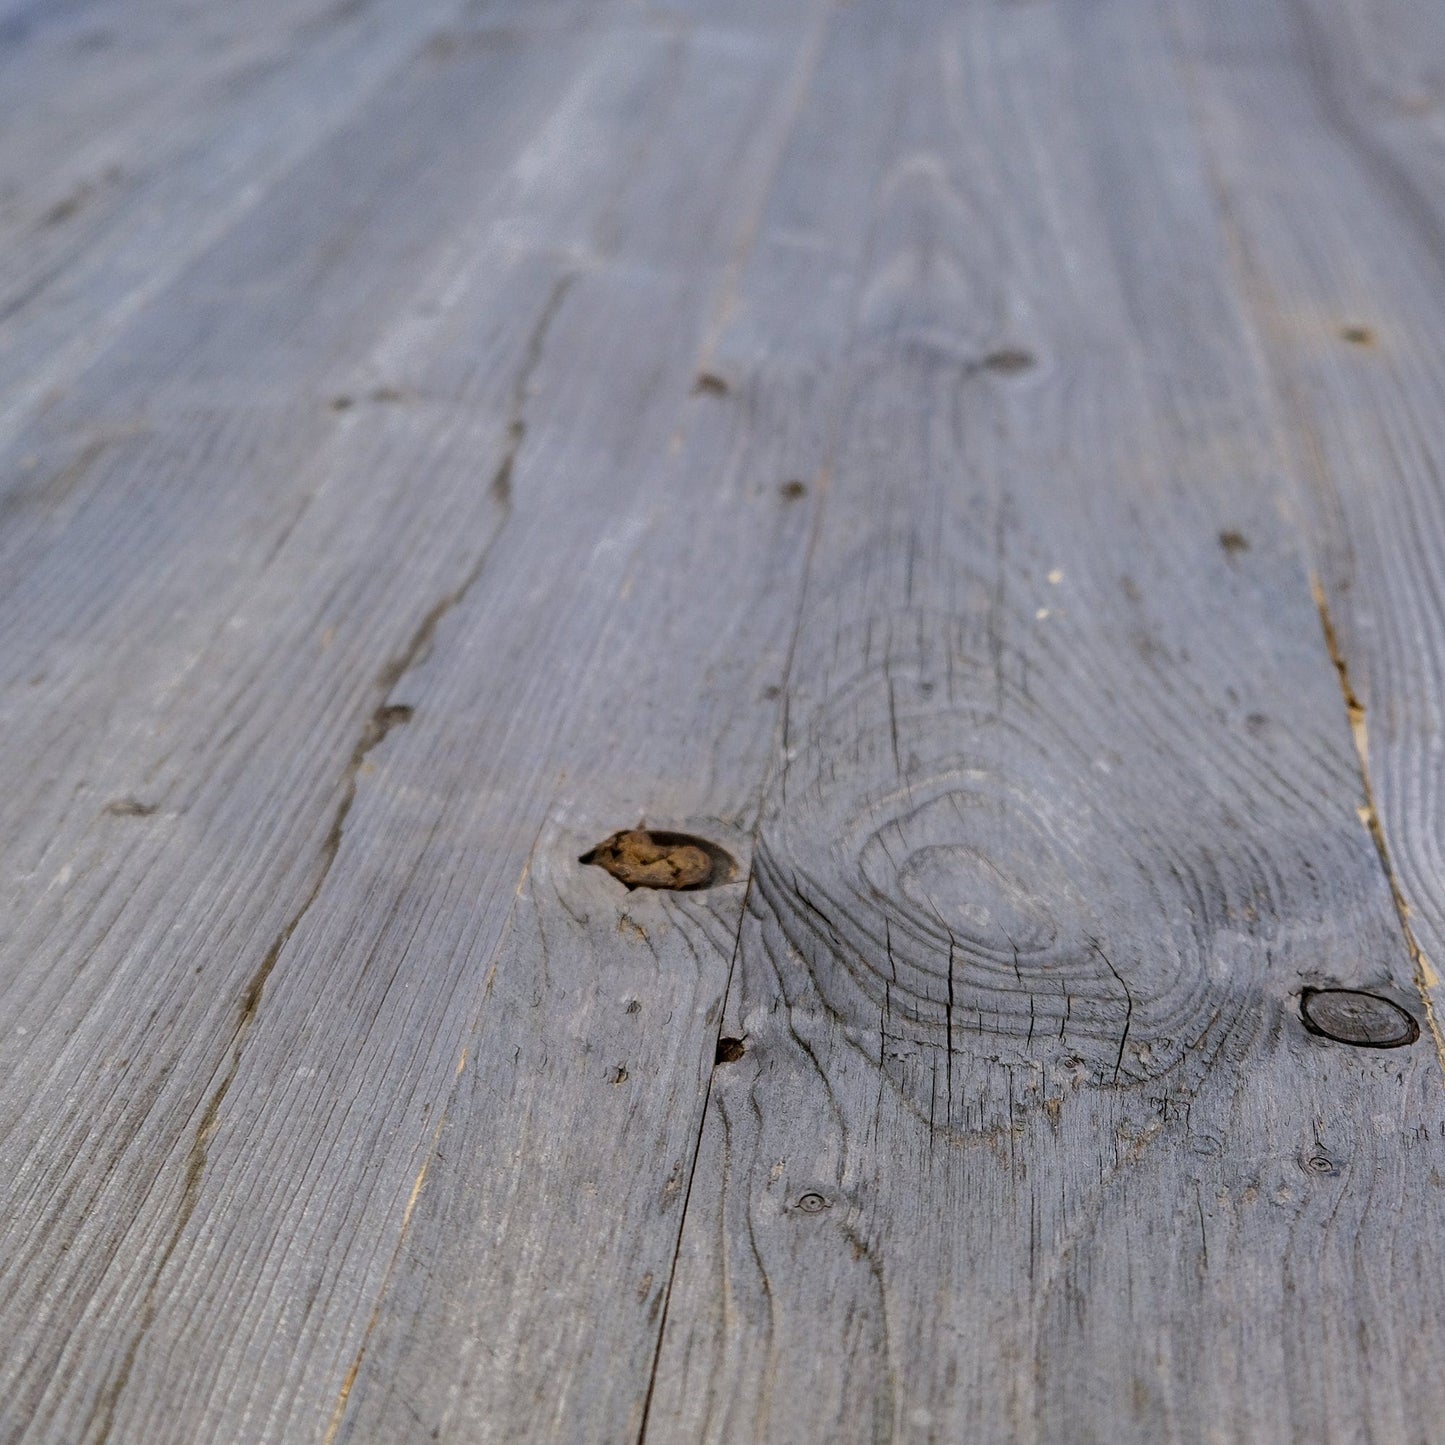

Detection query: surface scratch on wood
(321, 1105), (449, 1445)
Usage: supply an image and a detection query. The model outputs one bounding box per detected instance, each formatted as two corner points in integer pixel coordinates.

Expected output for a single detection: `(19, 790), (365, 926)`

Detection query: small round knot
(794, 1192), (830, 1215)
(1299, 987), (1419, 1049)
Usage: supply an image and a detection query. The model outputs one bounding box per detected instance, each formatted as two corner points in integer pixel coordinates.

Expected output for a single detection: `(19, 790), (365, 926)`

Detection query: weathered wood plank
(644, 0), (1445, 1440)
(325, 6), (921, 1441)
(0, 3), (896, 1441)
(6, 1), (1445, 1441)
(0, 12), (676, 1440)
(0, 11), (613, 964)
(1165, 0), (1445, 1061)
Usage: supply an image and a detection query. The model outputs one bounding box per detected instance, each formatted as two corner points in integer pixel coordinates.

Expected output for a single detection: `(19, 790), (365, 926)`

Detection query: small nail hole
(982, 348), (1035, 374)
(693, 372), (730, 396)
(1340, 325), (1374, 346)
(780, 479), (807, 500)
(1219, 529), (1249, 555)
(104, 797), (157, 817)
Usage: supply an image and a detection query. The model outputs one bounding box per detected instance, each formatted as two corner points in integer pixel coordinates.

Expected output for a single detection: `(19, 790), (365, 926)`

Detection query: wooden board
(642, 2), (1445, 1439)
(2, 0), (1444, 1441)
(1167, 0), (1445, 1063)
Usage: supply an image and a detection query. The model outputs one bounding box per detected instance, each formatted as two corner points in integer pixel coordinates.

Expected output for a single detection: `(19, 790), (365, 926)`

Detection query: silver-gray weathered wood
(2, 0), (1443, 1441)
(643, 2), (1445, 1439)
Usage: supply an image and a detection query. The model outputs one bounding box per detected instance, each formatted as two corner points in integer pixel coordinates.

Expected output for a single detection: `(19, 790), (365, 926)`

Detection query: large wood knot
(749, 612), (1261, 1097)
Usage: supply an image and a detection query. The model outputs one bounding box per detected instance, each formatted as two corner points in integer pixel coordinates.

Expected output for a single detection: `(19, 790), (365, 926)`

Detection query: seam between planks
(637, 3), (932, 1427)
(633, 451), (840, 1443)
(1311, 574), (1445, 1077)
(1281, 0), (1445, 1082)
(630, 2), (854, 1430)
(314, 12), (850, 1430)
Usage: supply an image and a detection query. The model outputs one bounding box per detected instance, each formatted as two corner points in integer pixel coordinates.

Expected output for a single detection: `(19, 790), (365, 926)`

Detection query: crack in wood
(87, 677), (419, 1445)
(1311, 572), (1445, 1079)
(303, 270), (577, 1445)
(87, 269), (578, 1445)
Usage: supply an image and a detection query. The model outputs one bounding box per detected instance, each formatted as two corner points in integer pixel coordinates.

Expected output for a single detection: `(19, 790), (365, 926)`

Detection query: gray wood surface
(2, 0), (1444, 1441)
(645, 2), (1445, 1439)
(1169, 0), (1445, 1062)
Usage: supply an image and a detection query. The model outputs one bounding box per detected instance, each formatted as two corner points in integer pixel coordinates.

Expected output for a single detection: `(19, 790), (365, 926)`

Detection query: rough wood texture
(1169, 0), (1445, 1058)
(646, 3), (1445, 1439)
(2, 0), (1444, 1441)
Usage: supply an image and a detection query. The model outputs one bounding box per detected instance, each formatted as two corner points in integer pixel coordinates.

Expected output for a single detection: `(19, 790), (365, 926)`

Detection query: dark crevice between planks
(88, 264), (576, 1445)
(1309, 573), (1445, 1076)
(633, 854), (758, 1445)
(632, 447), (844, 1443)
(634, 452), (839, 1445)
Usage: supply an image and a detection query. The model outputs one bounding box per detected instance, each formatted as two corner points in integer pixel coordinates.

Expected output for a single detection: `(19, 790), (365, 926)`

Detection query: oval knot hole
(581, 829), (735, 891)
(1300, 987), (1419, 1048)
